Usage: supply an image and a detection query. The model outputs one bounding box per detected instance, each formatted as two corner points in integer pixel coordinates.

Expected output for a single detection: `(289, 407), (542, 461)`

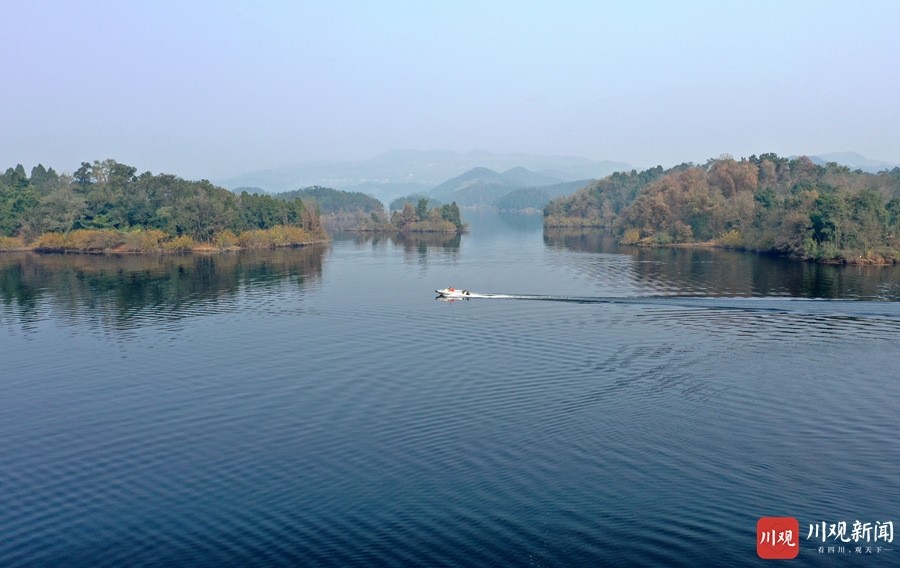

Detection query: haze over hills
(216, 150), (630, 202)
(805, 151), (899, 173)
(213, 149), (900, 217)
(428, 167), (561, 204)
(422, 167), (592, 208)
(494, 181), (594, 211)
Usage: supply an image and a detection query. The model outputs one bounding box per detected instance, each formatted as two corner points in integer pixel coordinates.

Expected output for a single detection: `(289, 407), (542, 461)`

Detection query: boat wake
(436, 291), (900, 320)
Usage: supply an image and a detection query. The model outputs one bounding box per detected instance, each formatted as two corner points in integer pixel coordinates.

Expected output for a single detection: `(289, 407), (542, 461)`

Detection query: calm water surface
(2, 212), (899, 566)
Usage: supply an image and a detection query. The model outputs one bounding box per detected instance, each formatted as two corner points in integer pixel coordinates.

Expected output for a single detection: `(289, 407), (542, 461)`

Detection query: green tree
(416, 197), (429, 221)
(240, 191), (281, 229)
(34, 184), (87, 234)
(0, 169), (39, 236)
(30, 164), (59, 195)
(887, 197), (900, 231)
(809, 191), (849, 251)
(754, 187), (777, 209)
(440, 201), (463, 230)
(850, 190), (887, 253)
(0, 159), (323, 242)
(173, 185), (229, 240)
(74, 162), (92, 188)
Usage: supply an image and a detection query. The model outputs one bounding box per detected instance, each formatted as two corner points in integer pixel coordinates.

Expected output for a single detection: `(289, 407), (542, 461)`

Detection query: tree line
(358, 198), (466, 233)
(270, 186), (469, 233)
(545, 154), (900, 263)
(0, 247), (325, 324)
(0, 160), (325, 248)
(275, 186), (385, 214)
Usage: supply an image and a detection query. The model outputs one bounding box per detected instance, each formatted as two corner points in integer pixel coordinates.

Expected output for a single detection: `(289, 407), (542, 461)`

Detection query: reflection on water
(3, 215), (900, 567)
(494, 211), (544, 233)
(544, 228), (900, 300)
(338, 232), (455, 248)
(462, 210), (543, 238)
(335, 232), (461, 268)
(393, 233), (461, 267)
(0, 247), (326, 330)
(542, 228), (612, 252)
(338, 232), (461, 251)
(393, 232), (462, 252)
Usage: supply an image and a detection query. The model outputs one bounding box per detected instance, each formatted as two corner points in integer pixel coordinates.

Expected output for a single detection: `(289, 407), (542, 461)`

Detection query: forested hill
(544, 154), (900, 263)
(274, 186), (384, 214)
(0, 159), (323, 244)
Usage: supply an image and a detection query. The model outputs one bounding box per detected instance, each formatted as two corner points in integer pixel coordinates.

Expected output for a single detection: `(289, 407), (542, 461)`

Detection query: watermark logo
(806, 520), (893, 555)
(757, 516), (800, 559)
(757, 517), (894, 559)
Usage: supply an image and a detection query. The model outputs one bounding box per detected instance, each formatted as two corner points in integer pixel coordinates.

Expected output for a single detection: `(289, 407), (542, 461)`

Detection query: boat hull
(435, 288), (471, 298)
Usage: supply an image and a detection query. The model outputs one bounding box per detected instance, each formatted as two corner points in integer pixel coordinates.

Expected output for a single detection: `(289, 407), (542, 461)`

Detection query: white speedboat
(435, 287), (472, 298)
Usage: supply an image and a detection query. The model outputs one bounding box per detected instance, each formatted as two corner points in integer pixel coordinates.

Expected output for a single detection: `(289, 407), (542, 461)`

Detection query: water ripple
(3, 235), (900, 566)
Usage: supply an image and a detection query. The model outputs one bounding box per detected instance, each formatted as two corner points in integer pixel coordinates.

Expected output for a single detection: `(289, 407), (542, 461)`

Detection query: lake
(2, 211), (899, 567)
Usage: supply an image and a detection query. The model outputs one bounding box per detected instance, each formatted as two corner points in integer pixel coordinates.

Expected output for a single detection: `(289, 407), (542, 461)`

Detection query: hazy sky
(4, 1), (899, 179)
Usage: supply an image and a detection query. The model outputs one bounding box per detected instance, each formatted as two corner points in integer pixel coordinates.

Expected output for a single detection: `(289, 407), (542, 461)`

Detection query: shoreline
(343, 228), (463, 235)
(542, 227), (898, 265)
(0, 226), (330, 255)
(622, 240), (898, 266)
(0, 239), (330, 255)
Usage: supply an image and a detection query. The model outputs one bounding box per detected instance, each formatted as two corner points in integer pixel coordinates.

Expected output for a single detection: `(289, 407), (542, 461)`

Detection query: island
(272, 188), (466, 234)
(0, 160), (328, 253)
(544, 154), (900, 264)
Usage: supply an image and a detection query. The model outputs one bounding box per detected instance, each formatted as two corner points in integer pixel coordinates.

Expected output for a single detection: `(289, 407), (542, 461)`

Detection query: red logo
(757, 517), (800, 559)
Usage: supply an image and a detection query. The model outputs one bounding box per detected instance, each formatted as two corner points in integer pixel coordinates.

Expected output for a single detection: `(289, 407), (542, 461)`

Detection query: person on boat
(448, 287), (455, 292)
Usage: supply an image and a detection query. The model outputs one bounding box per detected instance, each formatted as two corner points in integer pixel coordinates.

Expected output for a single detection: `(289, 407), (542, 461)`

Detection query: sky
(3, 0), (899, 180)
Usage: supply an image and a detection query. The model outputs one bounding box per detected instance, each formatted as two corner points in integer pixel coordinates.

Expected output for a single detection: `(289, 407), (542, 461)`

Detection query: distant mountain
(806, 151), (898, 173)
(216, 150), (630, 202)
(341, 181), (431, 203)
(494, 166), (563, 188)
(274, 186), (384, 214)
(426, 167), (563, 207)
(390, 167), (593, 210)
(389, 195), (444, 211)
(534, 179), (595, 199)
(494, 180), (594, 211)
(494, 187), (552, 211)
